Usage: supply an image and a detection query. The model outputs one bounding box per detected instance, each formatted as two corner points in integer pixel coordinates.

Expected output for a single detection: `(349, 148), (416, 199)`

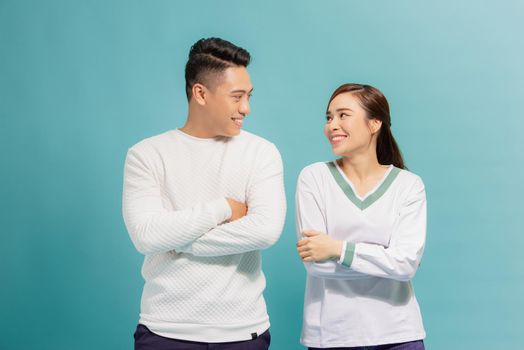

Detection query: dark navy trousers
(134, 324), (271, 350)
(308, 339), (425, 350)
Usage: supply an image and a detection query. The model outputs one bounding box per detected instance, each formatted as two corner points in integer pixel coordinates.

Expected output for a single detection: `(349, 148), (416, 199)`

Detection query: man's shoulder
(232, 130), (281, 158)
(128, 130), (174, 153)
(235, 130), (274, 147)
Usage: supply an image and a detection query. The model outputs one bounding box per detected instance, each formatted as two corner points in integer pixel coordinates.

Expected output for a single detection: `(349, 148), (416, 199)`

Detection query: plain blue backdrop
(1, 1), (523, 349)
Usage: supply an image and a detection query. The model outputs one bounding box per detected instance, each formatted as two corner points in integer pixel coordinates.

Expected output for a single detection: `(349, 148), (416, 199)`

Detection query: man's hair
(185, 38), (251, 100)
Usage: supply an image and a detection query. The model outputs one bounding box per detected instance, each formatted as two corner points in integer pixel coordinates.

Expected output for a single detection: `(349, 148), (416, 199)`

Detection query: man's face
(204, 66), (253, 137)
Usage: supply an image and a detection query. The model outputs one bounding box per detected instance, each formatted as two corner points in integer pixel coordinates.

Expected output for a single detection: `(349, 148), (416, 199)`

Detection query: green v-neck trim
(325, 161), (401, 210)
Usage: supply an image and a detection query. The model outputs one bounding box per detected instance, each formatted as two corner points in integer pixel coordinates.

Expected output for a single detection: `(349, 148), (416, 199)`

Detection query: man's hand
(297, 230), (343, 262)
(226, 198), (248, 222)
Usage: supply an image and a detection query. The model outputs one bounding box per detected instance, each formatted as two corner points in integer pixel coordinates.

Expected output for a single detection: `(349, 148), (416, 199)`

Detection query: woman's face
(324, 92), (380, 157)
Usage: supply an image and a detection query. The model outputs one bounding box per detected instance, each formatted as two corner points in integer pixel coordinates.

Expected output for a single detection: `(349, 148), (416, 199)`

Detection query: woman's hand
(297, 230), (343, 263)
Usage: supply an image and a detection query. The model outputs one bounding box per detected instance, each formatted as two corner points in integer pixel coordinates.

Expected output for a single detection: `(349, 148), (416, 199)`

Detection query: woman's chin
(331, 146), (346, 156)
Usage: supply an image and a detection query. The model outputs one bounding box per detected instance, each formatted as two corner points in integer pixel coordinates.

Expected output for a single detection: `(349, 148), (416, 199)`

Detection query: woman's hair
(327, 83), (406, 169)
(185, 37), (251, 100)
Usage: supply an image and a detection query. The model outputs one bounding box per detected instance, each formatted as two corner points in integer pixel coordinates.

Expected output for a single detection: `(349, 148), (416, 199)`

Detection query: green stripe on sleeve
(342, 242), (356, 267)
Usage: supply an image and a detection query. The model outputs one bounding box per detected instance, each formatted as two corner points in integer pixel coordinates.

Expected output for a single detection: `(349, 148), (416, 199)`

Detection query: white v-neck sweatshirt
(123, 129), (286, 342)
(296, 161), (426, 348)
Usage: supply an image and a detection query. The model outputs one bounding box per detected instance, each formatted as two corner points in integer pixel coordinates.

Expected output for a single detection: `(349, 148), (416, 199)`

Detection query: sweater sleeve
(296, 167), (370, 280)
(177, 143), (286, 256)
(348, 177), (427, 281)
(122, 147), (231, 255)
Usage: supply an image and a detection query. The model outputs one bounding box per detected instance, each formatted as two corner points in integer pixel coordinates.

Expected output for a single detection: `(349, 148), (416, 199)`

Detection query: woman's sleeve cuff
(341, 242), (356, 267)
(337, 241), (347, 264)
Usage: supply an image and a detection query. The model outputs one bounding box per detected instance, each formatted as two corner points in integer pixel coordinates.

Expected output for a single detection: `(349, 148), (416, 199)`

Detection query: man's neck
(180, 109), (216, 138)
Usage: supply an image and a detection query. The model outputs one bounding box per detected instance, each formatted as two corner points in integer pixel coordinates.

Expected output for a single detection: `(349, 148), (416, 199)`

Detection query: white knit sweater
(123, 129), (286, 342)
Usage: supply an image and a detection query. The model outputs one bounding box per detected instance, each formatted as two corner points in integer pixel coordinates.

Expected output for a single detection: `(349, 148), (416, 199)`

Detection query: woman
(296, 84), (426, 350)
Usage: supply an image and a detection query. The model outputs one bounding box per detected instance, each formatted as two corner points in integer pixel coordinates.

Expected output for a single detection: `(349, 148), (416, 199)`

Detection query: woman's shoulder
(299, 161), (332, 178)
(296, 162), (330, 187)
(395, 167), (426, 195)
(397, 167), (423, 183)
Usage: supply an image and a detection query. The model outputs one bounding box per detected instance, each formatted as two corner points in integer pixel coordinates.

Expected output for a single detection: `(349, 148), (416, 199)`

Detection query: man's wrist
(221, 198), (233, 223)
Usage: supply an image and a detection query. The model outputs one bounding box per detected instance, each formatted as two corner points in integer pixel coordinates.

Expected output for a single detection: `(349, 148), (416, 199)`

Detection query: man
(123, 37), (286, 349)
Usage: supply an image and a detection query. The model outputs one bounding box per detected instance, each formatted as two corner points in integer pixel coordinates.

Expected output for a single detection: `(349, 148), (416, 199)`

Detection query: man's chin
(223, 128), (241, 137)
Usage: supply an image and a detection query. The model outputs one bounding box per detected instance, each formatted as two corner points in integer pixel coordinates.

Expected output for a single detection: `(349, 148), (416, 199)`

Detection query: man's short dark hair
(185, 37), (251, 100)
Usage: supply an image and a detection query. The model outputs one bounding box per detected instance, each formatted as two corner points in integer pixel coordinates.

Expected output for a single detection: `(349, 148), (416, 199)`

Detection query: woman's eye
(326, 115), (333, 122)
(340, 113), (348, 119)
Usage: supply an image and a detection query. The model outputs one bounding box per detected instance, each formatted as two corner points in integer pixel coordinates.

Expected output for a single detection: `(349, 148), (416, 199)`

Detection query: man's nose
(239, 98), (250, 116)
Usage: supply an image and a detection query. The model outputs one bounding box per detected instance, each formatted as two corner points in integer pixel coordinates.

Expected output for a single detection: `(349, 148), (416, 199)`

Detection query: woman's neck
(338, 153), (386, 184)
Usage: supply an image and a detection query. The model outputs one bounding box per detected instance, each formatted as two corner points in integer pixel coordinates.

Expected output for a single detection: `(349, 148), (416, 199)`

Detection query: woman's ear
(369, 118), (383, 135)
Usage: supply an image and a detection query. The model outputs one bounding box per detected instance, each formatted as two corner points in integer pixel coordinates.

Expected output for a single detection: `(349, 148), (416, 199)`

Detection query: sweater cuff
(341, 242), (356, 268)
(337, 241), (347, 264)
(210, 198), (232, 225)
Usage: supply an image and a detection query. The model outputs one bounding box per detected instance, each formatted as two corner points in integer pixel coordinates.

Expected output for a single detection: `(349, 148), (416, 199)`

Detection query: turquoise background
(1, 0), (523, 349)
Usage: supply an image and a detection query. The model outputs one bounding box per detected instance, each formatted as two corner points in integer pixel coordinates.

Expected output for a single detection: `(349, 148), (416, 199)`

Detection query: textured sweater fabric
(296, 161), (426, 348)
(123, 129), (286, 342)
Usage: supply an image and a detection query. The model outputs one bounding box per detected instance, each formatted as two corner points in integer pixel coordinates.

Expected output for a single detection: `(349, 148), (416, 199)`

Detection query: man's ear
(369, 118), (383, 135)
(192, 83), (207, 106)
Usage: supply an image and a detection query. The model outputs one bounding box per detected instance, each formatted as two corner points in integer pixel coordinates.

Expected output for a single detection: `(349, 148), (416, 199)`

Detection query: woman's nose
(329, 119), (340, 130)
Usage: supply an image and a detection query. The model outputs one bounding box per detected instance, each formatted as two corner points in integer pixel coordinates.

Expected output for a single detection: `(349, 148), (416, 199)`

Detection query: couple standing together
(123, 37), (427, 350)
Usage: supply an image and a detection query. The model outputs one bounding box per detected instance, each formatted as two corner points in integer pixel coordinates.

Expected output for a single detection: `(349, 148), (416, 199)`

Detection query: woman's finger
(297, 245), (310, 253)
(297, 239), (309, 247)
(302, 230), (318, 237)
(300, 251), (311, 257)
(300, 251), (312, 259)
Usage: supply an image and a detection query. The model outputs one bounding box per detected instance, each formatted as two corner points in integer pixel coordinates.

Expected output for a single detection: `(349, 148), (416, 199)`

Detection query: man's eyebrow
(230, 88), (254, 94)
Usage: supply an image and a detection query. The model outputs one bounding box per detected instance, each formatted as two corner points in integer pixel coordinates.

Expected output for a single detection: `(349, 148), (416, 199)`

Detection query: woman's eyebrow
(335, 108), (353, 113)
(327, 108), (353, 115)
